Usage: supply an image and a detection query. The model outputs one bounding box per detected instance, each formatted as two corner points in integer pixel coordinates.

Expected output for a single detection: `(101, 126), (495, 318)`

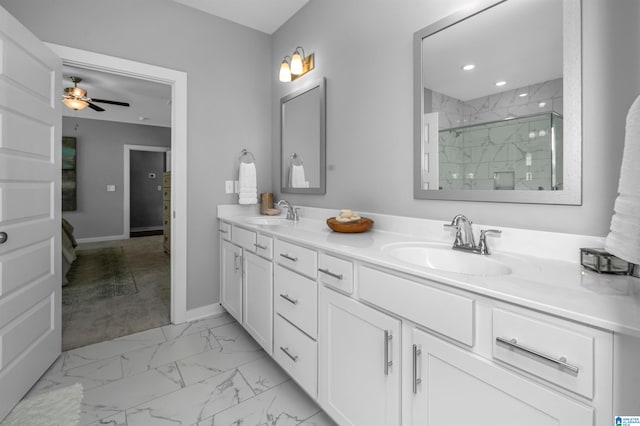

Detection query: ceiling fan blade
(87, 102), (105, 112)
(91, 98), (130, 107)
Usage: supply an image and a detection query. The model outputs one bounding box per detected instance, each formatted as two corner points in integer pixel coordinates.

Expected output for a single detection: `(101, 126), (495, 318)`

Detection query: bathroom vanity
(218, 205), (640, 426)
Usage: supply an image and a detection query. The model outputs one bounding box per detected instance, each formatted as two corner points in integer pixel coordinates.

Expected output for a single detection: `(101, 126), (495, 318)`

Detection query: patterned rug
(1, 383), (83, 426)
(63, 246), (138, 306)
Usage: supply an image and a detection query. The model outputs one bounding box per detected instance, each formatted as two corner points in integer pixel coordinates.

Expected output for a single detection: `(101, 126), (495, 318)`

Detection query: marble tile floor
(28, 312), (337, 426)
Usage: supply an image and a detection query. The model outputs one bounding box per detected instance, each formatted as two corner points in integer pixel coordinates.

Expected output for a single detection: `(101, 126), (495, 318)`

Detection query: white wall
(0, 0), (273, 310)
(272, 0), (640, 237)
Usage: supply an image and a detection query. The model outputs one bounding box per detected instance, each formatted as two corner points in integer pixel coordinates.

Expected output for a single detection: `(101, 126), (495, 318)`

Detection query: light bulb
(279, 59), (291, 82)
(290, 49), (303, 75)
(63, 98), (89, 110)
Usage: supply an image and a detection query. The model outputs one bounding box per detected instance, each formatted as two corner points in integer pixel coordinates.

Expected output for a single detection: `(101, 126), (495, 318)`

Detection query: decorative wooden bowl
(326, 217), (374, 233)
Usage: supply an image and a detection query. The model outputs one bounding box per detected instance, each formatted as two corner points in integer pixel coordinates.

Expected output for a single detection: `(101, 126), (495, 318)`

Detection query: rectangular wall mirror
(281, 78), (326, 194)
(413, 0), (582, 204)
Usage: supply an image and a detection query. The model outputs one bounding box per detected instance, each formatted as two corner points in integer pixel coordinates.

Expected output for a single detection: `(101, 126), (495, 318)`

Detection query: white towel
(238, 162), (257, 205)
(605, 94), (640, 264)
(290, 164), (307, 188)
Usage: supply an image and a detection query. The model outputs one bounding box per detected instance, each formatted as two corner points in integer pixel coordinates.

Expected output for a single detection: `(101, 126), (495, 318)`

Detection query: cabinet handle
(412, 344), (422, 394)
(384, 330), (393, 375)
(280, 346), (298, 363)
(254, 243), (267, 250)
(233, 252), (242, 272)
(496, 337), (579, 374)
(279, 293), (298, 305)
(279, 253), (298, 262)
(318, 268), (343, 280)
(218, 229), (229, 234)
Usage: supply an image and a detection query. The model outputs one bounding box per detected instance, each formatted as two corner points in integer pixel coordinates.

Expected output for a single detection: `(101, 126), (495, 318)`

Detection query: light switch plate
(107, 185), (116, 192)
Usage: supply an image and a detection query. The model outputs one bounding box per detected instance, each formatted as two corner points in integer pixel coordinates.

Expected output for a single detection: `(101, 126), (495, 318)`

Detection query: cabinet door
(220, 239), (243, 323)
(410, 328), (593, 426)
(319, 286), (401, 426)
(243, 251), (273, 353)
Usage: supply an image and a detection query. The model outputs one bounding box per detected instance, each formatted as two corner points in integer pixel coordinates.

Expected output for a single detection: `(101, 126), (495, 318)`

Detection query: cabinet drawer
(162, 172), (171, 187)
(253, 234), (273, 259)
(163, 189), (170, 201)
(359, 266), (474, 346)
(218, 221), (232, 241)
(274, 314), (317, 398)
(231, 225), (256, 251)
(274, 239), (317, 279)
(274, 265), (317, 339)
(318, 253), (353, 294)
(492, 309), (595, 399)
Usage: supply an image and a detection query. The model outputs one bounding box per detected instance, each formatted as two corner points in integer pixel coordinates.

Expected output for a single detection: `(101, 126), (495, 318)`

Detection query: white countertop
(218, 205), (640, 338)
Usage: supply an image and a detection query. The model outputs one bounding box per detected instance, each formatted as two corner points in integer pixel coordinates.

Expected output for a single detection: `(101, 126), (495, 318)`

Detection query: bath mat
(63, 246), (138, 305)
(1, 383), (83, 426)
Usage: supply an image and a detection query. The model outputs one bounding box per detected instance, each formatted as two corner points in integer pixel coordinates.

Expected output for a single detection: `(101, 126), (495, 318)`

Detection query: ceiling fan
(61, 76), (130, 111)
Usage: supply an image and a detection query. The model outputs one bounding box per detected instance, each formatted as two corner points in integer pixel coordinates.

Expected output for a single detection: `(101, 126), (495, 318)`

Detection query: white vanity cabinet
(220, 238), (243, 323)
(243, 250), (273, 353)
(318, 285), (402, 426)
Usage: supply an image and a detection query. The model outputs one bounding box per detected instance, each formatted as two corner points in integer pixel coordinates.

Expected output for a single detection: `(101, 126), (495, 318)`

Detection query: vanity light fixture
(278, 46), (315, 82)
(495, 81), (507, 87)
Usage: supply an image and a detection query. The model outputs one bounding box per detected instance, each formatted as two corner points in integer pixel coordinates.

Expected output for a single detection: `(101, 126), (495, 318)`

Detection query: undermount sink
(244, 216), (292, 226)
(382, 242), (513, 276)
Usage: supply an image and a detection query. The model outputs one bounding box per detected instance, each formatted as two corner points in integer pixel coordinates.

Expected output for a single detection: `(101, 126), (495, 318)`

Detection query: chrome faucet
(277, 199), (299, 221)
(444, 214), (501, 255)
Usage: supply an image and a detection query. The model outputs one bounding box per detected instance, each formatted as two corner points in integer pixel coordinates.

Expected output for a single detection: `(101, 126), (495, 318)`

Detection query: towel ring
(239, 149), (256, 164)
(290, 152), (304, 167)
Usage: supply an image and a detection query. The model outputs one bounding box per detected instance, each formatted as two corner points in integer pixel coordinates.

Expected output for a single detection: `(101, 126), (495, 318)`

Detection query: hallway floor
(62, 235), (171, 351)
(29, 313), (335, 425)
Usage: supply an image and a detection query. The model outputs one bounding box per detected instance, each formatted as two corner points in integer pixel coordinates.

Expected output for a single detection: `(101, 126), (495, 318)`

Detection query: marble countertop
(218, 205), (640, 338)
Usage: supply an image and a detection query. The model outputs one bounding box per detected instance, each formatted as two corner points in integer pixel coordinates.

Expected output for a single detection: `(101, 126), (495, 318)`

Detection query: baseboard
(76, 234), (127, 244)
(184, 303), (226, 323)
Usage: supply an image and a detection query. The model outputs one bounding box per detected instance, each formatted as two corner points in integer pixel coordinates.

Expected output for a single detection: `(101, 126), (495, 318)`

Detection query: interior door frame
(124, 144), (171, 236)
(46, 43), (188, 324)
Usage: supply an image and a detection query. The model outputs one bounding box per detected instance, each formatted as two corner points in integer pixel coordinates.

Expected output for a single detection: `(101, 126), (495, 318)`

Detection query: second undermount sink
(244, 216), (293, 226)
(382, 242), (513, 276)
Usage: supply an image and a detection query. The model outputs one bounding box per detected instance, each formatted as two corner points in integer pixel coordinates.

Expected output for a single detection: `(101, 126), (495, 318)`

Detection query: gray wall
(130, 151), (166, 230)
(61, 117), (171, 239)
(0, 0), (273, 310)
(272, 0), (640, 237)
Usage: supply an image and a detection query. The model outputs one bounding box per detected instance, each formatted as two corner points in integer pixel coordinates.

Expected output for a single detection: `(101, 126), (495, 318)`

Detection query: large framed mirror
(413, 0), (582, 204)
(281, 78), (326, 194)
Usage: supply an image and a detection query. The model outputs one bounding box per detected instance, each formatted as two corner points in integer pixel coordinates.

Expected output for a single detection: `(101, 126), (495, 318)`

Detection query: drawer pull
(318, 268), (343, 280)
(280, 346), (298, 362)
(496, 337), (579, 374)
(254, 243), (268, 250)
(412, 344), (422, 394)
(233, 252), (242, 272)
(218, 229), (229, 234)
(384, 330), (393, 375)
(280, 253), (298, 262)
(279, 293), (298, 305)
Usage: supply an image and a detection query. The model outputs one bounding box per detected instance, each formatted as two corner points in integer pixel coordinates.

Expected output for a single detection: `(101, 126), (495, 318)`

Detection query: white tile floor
(28, 313), (337, 426)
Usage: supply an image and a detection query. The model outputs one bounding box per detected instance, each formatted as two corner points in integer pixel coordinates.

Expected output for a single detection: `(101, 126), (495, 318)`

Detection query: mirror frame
(280, 77), (326, 195)
(413, 0), (582, 204)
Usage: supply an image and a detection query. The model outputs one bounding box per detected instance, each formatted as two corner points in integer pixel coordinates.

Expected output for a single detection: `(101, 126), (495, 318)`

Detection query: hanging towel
(605, 94), (640, 265)
(238, 161), (257, 205)
(290, 164), (307, 188)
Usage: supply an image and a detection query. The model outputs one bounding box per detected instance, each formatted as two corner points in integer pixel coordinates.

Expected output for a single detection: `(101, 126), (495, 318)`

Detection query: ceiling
(61, 0), (309, 127)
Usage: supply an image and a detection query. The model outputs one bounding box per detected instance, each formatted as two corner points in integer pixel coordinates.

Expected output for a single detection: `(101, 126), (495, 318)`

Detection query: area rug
(63, 246), (138, 306)
(0, 383), (83, 426)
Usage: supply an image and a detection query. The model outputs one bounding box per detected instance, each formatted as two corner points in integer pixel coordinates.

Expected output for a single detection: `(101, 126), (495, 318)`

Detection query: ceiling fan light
(279, 58), (292, 82)
(290, 48), (304, 75)
(63, 97), (89, 111)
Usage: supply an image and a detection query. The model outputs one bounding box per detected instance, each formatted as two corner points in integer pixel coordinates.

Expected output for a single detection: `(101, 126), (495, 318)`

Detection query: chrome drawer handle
(384, 330), (393, 375)
(318, 268), (343, 280)
(279, 253), (298, 262)
(279, 293), (298, 305)
(412, 344), (422, 394)
(280, 346), (298, 363)
(496, 337), (579, 374)
(254, 243), (267, 250)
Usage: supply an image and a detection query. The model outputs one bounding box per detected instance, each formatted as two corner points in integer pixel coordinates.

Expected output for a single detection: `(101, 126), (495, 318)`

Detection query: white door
(318, 286), (401, 426)
(220, 239), (243, 323)
(242, 250), (273, 353)
(0, 5), (62, 421)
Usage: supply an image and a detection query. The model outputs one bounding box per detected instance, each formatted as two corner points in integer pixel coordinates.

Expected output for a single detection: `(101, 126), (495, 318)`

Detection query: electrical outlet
(107, 185), (116, 192)
(225, 180), (234, 194)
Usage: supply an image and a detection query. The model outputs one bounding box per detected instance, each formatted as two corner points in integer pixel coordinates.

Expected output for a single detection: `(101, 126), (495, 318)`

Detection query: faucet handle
(444, 223), (463, 247)
(478, 229), (501, 255)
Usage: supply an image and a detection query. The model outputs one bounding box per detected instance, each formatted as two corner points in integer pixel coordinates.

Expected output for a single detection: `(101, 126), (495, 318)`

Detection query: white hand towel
(605, 94), (640, 265)
(290, 164), (306, 188)
(238, 162), (257, 205)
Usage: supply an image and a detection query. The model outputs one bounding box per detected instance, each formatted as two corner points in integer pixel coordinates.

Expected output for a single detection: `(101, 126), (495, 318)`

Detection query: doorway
(48, 43), (189, 325)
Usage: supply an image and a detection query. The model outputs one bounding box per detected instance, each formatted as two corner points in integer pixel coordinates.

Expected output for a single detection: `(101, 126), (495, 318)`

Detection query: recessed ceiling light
(495, 81), (507, 87)
(519, 93), (528, 97)
(538, 102), (547, 107)
(461, 64), (475, 71)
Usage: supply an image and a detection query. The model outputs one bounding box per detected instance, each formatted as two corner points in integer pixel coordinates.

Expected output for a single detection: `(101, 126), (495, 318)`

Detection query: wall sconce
(279, 46), (314, 82)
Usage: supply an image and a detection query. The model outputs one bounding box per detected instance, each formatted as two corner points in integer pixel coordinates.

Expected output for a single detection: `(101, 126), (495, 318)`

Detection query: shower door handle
(0, 232), (7, 244)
